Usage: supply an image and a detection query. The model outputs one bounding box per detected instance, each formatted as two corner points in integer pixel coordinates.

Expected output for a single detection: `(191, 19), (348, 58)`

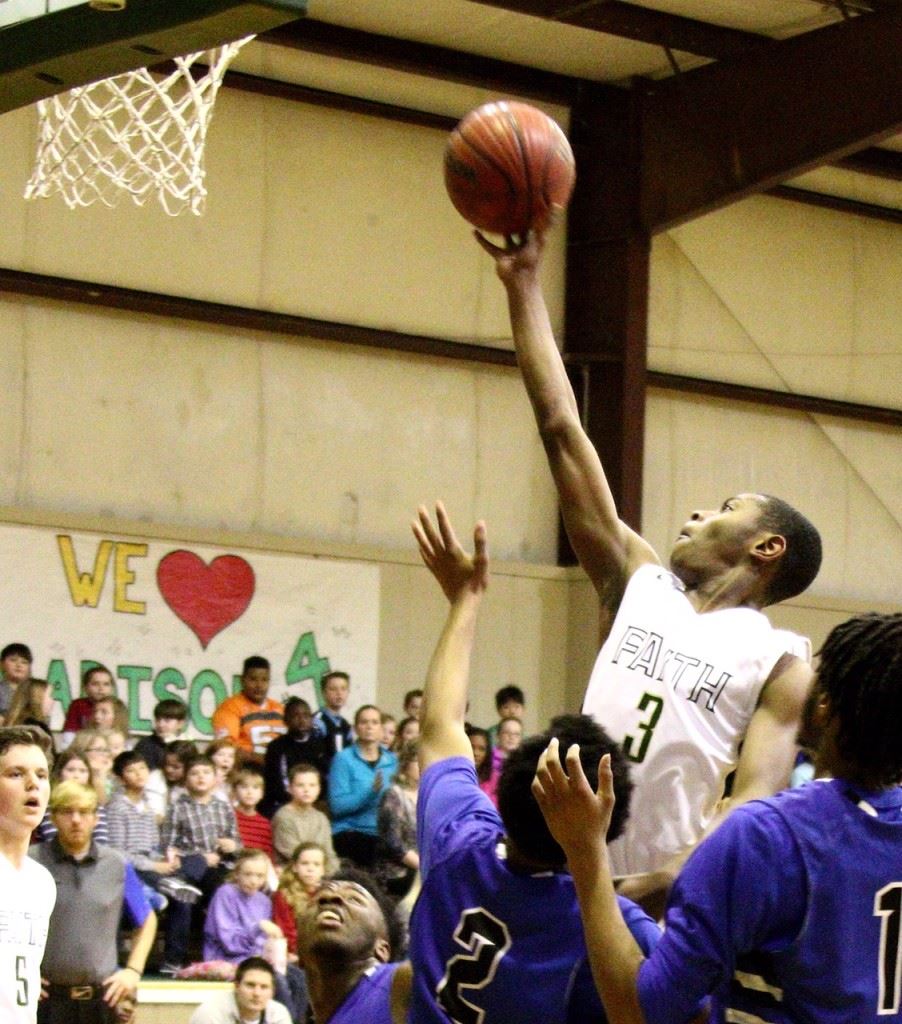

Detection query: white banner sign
(0, 522), (380, 736)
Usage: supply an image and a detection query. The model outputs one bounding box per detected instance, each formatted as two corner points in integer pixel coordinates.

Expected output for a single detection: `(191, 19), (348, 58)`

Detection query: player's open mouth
(316, 909), (343, 926)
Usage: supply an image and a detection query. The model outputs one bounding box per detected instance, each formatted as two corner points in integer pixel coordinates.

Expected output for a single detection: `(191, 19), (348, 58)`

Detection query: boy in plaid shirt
(160, 755), (240, 972)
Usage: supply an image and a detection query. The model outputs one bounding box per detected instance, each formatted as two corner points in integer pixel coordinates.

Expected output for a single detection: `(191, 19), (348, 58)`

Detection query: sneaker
(157, 876), (203, 905)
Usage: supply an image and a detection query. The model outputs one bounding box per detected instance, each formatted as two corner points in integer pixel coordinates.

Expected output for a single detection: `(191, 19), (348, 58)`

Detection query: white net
(24, 37), (252, 216)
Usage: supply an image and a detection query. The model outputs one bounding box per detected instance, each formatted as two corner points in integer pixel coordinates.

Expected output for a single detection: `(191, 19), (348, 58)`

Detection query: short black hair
(235, 956), (275, 984)
(165, 739), (199, 763)
(329, 866), (405, 961)
(1, 643), (32, 662)
(756, 495), (822, 606)
(242, 656), (270, 674)
(153, 698), (187, 720)
(495, 685), (525, 711)
(113, 749), (148, 778)
(403, 688), (423, 706)
(497, 714), (632, 868)
(284, 696), (311, 714)
(816, 612), (902, 789)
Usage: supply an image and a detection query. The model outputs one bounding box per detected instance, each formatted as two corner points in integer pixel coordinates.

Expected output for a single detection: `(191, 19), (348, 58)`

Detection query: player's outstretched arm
(477, 230), (658, 609)
(532, 739), (647, 1024)
(414, 502), (488, 772)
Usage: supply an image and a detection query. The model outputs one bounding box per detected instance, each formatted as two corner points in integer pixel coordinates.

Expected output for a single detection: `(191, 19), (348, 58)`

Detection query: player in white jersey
(0, 727), (57, 1024)
(478, 230), (822, 911)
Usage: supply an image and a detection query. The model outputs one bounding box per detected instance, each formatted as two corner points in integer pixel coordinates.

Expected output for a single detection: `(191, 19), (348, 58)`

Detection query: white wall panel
(650, 196), (902, 409)
(0, 91), (568, 346)
(642, 393), (901, 605)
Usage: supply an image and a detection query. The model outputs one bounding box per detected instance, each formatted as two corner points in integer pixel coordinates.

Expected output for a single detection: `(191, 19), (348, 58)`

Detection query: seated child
(33, 747), (109, 845)
(272, 842), (327, 960)
(271, 763), (338, 870)
(145, 738), (197, 819)
(60, 664), (116, 745)
(261, 697), (328, 817)
(134, 698), (188, 770)
(106, 750), (203, 913)
(233, 766), (274, 862)
(160, 754), (241, 971)
(71, 727), (117, 802)
(487, 684), (525, 745)
(203, 848), (281, 961)
(207, 737), (239, 803)
(203, 848), (308, 1022)
(380, 713), (397, 750)
(90, 693), (130, 735)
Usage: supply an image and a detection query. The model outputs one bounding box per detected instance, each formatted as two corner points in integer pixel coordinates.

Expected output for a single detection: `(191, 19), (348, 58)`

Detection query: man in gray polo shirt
(30, 780), (157, 1024)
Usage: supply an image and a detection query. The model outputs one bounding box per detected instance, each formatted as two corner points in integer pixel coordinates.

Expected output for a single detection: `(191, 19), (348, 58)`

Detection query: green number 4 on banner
(285, 632), (331, 707)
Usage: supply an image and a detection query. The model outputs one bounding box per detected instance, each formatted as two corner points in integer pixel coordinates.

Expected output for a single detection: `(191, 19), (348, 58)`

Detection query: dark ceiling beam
(766, 186), (902, 225)
(258, 18), (587, 105)
(217, 66), (459, 131)
(639, 9), (902, 231)
(834, 146), (902, 180)
(3, 267), (897, 431)
(469, 0), (770, 60)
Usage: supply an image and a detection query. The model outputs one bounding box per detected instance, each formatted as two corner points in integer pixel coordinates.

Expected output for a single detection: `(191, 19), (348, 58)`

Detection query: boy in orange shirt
(212, 657), (285, 764)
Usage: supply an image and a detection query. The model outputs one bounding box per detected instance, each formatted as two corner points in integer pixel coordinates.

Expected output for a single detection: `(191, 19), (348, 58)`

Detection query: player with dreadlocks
(534, 611), (902, 1024)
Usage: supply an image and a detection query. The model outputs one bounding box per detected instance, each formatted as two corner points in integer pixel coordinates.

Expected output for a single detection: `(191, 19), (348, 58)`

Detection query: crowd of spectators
(0, 640), (527, 1023)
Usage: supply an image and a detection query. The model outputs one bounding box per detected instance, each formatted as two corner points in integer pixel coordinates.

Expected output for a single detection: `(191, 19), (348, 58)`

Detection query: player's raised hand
(532, 737), (614, 866)
(413, 502), (488, 603)
(474, 228), (545, 284)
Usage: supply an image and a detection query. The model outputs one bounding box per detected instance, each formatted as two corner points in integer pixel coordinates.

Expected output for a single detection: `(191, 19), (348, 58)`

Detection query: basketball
(444, 101), (576, 236)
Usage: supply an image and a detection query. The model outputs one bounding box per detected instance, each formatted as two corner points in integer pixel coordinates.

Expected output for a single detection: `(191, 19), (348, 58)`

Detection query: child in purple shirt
(203, 848), (308, 1021)
(203, 848), (279, 961)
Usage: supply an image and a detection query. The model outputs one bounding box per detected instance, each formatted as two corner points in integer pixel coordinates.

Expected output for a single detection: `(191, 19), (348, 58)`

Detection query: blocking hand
(531, 738), (613, 865)
(412, 502), (488, 604)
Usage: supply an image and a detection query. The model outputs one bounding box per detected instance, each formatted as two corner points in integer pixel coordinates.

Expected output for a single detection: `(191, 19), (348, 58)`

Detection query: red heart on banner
(156, 550), (256, 649)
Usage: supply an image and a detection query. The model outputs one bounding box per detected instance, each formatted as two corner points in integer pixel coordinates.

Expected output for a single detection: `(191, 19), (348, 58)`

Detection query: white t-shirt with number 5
(0, 852), (56, 1024)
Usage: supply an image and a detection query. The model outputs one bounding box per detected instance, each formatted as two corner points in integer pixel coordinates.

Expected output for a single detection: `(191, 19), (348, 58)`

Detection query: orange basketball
(444, 101), (576, 236)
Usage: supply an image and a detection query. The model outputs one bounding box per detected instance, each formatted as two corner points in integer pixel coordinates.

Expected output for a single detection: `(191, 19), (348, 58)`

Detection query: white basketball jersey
(583, 564), (810, 876)
(0, 852), (56, 1024)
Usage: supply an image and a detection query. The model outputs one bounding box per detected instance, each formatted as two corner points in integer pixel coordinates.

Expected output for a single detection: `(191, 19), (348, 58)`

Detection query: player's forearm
(125, 910), (158, 975)
(505, 272), (580, 430)
(569, 850), (648, 1024)
(421, 589), (482, 756)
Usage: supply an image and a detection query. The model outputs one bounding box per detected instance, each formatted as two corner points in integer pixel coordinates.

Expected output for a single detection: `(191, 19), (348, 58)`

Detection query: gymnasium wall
(0, 44), (898, 727)
(646, 199), (901, 616)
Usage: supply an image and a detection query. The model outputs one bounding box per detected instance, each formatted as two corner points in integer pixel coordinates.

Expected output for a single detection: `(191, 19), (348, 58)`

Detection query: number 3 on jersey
(622, 692), (663, 764)
(437, 908), (512, 1024)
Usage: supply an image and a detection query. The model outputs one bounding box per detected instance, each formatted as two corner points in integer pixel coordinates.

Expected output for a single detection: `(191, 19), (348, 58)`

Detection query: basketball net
(24, 38), (251, 216)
